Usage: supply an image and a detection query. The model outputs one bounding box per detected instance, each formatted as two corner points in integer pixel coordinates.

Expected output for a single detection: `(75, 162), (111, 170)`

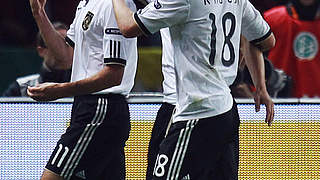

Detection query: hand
(254, 89), (274, 126)
(27, 82), (61, 102)
(29, 0), (47, 16)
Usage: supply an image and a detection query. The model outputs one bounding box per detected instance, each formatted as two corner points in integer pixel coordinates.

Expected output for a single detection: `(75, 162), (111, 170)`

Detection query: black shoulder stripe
(250, 29), (272, 45)
(104, 58), (126, 66)
(134, 13), (152, 36)
(105, 28), (122, 35)
(65, 36), (75, 48)
(117, 41), (120, 58)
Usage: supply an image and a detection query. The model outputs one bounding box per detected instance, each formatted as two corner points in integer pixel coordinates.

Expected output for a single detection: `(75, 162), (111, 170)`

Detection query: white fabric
(160, 28), (176, 105)
(135, 0), (270, 122)
(67, 0), (137, 95)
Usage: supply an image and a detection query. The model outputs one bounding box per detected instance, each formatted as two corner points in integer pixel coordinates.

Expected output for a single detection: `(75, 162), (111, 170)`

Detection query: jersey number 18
(209, 12), (236, 67)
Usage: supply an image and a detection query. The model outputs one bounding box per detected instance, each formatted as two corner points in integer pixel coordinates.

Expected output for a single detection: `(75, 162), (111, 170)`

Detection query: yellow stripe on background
(125, 122), (320, 180)
(239, 123), (320, 180)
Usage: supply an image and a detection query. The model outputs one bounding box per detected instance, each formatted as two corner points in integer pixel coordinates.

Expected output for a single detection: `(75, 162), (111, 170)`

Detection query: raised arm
(242, 34), (276, 126)
(112, 0), (143, 37)
(30, 0), (73, 69)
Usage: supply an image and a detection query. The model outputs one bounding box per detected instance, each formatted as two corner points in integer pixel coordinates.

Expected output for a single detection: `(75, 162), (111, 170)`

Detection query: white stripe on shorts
(61, 98), (108, 179)
(166, 119), (198, 180)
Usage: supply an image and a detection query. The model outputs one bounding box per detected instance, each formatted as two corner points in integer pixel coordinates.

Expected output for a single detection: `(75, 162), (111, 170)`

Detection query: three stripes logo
(104, 40), (126, 66)
(154, 119), (198, 179)
(75, 170), (86, 179)
(109, 40), (121, 59)
(59, 98), (108, 180)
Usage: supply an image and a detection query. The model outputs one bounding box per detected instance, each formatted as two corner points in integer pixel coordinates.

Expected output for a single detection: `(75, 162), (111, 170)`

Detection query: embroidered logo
(154, 0), (162, 9)
(75, 170), (86, 179)
(182, 174), (191, 180)
(82, 11), (94, 31)
(293, 32), (318, 60)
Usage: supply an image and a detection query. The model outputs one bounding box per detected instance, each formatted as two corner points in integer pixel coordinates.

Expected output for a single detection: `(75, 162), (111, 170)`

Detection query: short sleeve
(66, 1), (84, 48)
(103, 3), (136, 67)
(134, 0), (190, 35)
(104, 31), (133, 67)
(66, 21), (75, 48)
(241, 0), (271, 44)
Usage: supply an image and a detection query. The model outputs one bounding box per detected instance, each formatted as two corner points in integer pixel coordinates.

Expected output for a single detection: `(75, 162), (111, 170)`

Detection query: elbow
(105, 65), (124, 87)
(114, 79), (122, 87)
(259, 33), (276, 52)
(265, 33), (276, 51)
(119, 25), (138, 38)
(120, 31), (134, 38)
(112, 74), (123, 86)
(118, 19), (141, 38)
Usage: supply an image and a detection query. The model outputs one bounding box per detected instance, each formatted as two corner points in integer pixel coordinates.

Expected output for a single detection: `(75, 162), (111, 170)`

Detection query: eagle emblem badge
(82, 11), (94, 31)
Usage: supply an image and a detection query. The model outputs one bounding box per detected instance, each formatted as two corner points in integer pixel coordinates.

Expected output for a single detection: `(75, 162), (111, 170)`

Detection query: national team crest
(82, 11), (94, 31)
(293, 32), (319, 60)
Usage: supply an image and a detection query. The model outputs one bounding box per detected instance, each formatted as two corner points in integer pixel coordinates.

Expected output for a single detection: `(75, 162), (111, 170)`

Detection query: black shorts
(45, 94), (130, 180)
(152, 101), (240, 180)
(146, 102), (175, 180)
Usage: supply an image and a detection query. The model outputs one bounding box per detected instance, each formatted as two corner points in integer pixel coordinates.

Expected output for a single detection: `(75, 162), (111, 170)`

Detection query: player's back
(170, 0), (270, 121)
(172, 0), (255, 87)
(134, 0), (269, 121)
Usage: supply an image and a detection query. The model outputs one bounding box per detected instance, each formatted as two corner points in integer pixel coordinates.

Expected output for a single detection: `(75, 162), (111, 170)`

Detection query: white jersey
(135, 0), (270, 122)
(160, 28), (176, 105)
(67, 0), (138, 95)
(146, 0), (177, 105)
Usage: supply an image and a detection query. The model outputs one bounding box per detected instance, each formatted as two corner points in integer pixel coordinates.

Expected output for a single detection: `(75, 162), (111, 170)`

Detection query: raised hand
(29, 0), (47, 16)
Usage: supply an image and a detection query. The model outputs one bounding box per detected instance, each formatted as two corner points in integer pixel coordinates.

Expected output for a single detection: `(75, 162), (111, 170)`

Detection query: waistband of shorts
(74, 93), (126, 102)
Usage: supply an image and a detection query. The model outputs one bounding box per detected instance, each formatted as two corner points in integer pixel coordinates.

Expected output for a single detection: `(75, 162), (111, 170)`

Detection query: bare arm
(252, 33), (276, 52)
(27, 65), (124, 101)
(112, 0), (143, 37)
(30, 0), (73, 69)
(242, 35), (275, 126)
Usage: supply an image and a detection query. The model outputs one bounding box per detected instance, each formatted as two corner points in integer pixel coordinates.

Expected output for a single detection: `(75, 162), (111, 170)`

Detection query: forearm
(33, 9), (73, 68)
(56, 65), (124, 98)
(244, 41), (268, 92)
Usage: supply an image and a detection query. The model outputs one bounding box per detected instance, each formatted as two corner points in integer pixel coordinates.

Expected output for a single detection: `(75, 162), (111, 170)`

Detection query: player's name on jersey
(204, 0), (240, 5)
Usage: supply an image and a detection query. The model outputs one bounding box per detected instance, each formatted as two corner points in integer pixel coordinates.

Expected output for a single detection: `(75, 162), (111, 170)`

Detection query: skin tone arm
(242, 35), (276, 126)
(29, 0), (73, 69)
(28, 0), (125, 101)
(112, 0), (143, 37)
(27, 65), (124, 101)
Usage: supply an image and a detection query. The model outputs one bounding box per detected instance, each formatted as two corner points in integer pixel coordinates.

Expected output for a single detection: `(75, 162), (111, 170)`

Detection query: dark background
(0, 0), (289, 48)
(0, 0), (288, 94)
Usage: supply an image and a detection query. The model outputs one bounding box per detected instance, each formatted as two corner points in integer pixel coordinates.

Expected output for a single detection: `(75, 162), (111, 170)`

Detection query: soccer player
(112, 0), (275, 179)
(28, 0), (138, 179)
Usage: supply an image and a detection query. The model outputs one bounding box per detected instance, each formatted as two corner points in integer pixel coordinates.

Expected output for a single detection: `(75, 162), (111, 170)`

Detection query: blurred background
(1, 1), (320, 180)
(0, 0), (289, 95)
